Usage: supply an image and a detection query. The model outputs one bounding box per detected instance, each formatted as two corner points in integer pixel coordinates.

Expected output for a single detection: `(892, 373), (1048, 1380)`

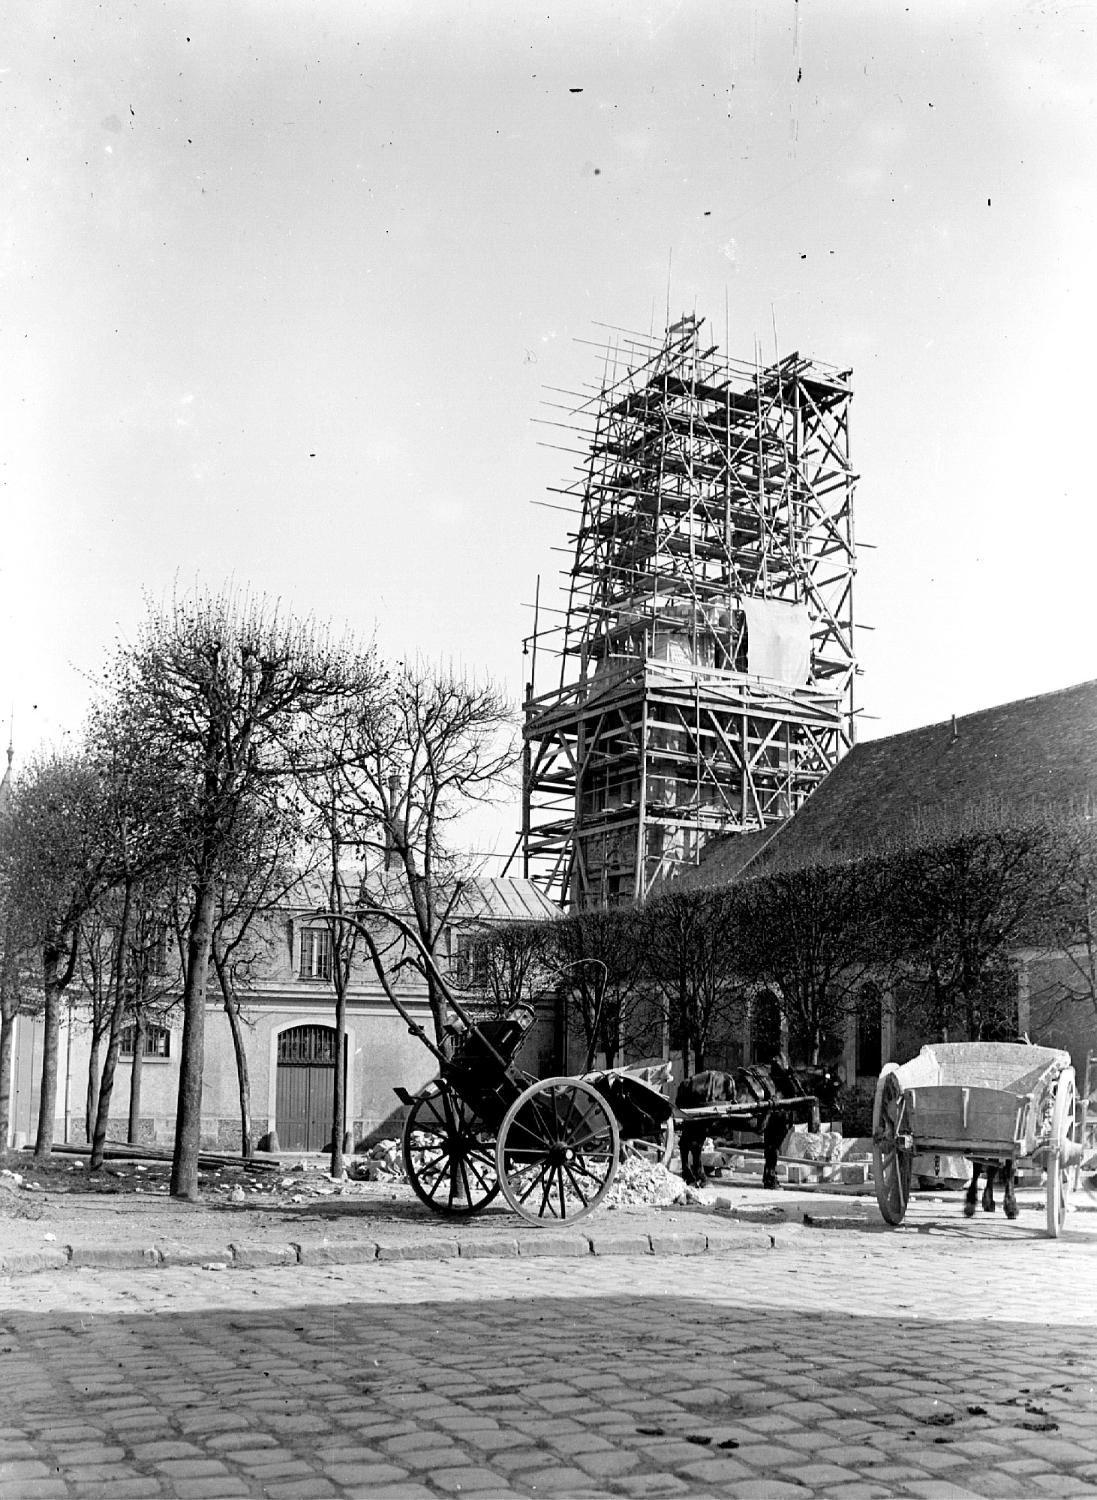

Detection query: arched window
(277, 1025), (338, 1065)
(856, 983), (882, 1077)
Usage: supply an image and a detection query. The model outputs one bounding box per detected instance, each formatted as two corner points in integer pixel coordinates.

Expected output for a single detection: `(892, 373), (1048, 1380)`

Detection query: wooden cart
(872, 1041), (1078, 1239)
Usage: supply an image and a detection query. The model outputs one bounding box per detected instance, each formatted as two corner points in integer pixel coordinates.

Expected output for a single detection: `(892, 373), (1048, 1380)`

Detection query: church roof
(693, 677), (1097, 882)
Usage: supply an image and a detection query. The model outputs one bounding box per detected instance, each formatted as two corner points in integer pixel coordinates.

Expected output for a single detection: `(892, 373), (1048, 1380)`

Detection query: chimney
(950, 714), (958, 744)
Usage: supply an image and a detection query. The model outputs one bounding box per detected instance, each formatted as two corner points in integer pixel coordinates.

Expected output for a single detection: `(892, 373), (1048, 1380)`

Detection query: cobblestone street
(2, 1209), (1096, 1499)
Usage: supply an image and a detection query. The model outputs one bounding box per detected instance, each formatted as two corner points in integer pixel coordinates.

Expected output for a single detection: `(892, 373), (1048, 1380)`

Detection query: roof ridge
(857, 677), (1097, 749)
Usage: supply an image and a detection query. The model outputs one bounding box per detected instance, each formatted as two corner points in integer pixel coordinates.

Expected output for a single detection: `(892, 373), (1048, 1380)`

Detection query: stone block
(0, 1247), (69, 1275)
(516, 1233), (591, 1257)
(649, 1231), (707, 1255)
(374, 1239), (459, 1261)
(228, 1242), (296, 1267)
(587, 1232), (652, 1256)
(456, 1237), (520, 1258)
(294, 1239), (378, 1264)
(68, 1245), (160, 1269)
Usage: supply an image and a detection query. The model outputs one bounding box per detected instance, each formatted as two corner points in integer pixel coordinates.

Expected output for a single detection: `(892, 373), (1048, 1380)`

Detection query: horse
(964, 1159), (1018, 1219)
(677, 1063), (843, 1189)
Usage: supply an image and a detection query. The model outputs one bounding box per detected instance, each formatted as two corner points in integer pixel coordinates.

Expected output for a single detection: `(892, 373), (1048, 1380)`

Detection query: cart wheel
(872, 1064), (913, 1227)
(621, 1116), (676, 1170)
(495, 1077), (620, 1224)
(401, 1082), (500, 1216)
(1046, 1067), (1077, 1239)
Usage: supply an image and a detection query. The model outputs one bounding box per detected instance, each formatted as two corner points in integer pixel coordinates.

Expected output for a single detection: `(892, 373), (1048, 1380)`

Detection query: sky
(3, 1), (1095, 862)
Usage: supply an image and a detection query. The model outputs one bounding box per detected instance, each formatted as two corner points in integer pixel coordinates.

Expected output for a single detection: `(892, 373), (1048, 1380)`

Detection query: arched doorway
(276, 1025), (342, 1151)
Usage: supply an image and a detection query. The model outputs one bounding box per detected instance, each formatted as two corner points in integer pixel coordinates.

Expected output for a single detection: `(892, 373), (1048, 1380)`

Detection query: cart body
(872, 1041), (1077, 1238)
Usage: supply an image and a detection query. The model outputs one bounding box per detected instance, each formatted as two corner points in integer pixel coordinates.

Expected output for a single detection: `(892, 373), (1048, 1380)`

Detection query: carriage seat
(447, 1012), (534, 1071)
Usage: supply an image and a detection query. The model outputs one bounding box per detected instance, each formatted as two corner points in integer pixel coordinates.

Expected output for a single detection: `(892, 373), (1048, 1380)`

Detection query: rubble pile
(346, 1139), (405, 1183)
(603, 1153), (688, 1209)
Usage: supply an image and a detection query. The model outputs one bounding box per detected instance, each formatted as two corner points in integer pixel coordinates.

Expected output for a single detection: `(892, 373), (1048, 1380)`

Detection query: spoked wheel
(401, 1081), (500, 1216)
(1046, 1066), (1077, 1239)
(621, 1116), (676, 1170)
(873, 1063), (913, 1227)
(495, 1077), (620, 1224)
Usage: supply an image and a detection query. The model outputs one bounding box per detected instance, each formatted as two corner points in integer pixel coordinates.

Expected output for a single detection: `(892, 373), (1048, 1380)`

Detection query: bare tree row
(0, 587), (518, 1199)
(467, 805), (1097, 1077)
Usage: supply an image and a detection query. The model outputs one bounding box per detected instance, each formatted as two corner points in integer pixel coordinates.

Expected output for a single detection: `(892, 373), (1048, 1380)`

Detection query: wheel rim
(402, 1084), (500, 1216)
(496, 1078), (620, 1223)
(873, 1068), (912, 1227)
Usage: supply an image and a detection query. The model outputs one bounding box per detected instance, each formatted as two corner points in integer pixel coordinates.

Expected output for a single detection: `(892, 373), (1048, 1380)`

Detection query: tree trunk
(171, 878), (216, 1200)
(85, 1037), (101, 1145)
(91, 879), (134, 1171)
(127, 1015), (144, 1144)
(0, 1005), (14, 1154)
(34, 946), (62, 1159)
(330, 973), (347, 1179)
(214, 953), (252, 1159)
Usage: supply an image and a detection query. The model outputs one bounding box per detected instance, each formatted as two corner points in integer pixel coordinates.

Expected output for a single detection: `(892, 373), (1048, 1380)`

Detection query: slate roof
(692, 678), (1097, 883)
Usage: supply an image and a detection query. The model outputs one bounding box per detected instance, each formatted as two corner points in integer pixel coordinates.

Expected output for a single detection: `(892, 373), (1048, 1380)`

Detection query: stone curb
(0, 1218), (799, 1279)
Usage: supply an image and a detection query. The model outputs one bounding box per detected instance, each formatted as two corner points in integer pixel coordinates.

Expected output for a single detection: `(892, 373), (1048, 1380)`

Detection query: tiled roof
(696, 678), (1097, 881)
(668, 824), (787, 892)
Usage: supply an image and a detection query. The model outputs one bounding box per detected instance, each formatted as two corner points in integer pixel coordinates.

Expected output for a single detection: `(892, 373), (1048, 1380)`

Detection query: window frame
(120, 1023), (172, 1061)
(298, 926), (334, 982)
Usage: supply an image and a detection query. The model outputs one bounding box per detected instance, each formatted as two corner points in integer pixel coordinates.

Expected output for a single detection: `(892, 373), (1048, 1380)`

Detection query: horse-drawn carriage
(394, 1008), (676, 1224)
(872, 1041), (1079, 1238)
(320, 907), (835, 1224)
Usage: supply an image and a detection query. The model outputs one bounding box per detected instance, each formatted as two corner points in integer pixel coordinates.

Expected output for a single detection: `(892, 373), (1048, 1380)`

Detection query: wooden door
(276, 1025), (339, 1151)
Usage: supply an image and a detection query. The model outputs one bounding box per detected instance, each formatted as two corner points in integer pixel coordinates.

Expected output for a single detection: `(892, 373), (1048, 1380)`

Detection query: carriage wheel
(621, 1116), (676, 1171)
(872, 1064), (913, 1227)
(495, 1077), (620, 1224)
(401, 1082), (500, 1216)
(1046, 1067), (1077, 1239)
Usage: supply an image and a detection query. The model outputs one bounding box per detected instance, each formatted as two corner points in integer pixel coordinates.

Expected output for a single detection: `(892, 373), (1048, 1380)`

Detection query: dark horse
(677, 1062), (843, 1189)
(964, 1160), (1018, 1218)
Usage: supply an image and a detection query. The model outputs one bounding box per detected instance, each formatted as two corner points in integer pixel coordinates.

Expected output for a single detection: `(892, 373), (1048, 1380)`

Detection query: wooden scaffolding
(521, 314), (858, 908)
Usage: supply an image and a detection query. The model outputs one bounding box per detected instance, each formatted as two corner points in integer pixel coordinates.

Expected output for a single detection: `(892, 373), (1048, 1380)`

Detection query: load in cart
(317, 908), (674, 1226)
(872, 1041), (1080, 1238)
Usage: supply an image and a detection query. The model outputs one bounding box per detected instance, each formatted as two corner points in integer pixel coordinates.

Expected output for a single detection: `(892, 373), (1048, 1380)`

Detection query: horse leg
(762, 1109), (786, 1190)
(1002, 1160), (1019, 1220)
(964, 1162), (981, 1218)
(982, 1161), (997, 1213)
(680, 1126), (703, 1186)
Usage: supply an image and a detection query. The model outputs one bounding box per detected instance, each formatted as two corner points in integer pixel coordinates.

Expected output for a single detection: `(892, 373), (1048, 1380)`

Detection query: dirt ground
(0, 1147), (864, 1261)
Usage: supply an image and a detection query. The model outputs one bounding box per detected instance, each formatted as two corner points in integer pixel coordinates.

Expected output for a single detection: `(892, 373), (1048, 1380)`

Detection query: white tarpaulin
(740, 597), (812, 684)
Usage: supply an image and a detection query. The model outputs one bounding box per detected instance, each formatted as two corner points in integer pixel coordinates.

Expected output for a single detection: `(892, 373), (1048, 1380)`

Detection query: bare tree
(550, 907), (654, 1070)
(111, 589), (373, 1199)
(338, 660), (519, 1046)
(882, 814), (1056, 1044)
(0, 823), (36, 1154)
(641, 887), (746, 1077)
(1041, 807), (1097, 1022)
(74, 907), (115, 1142)
(210, 804), (306, 1159)
(123, 894), (179, 1145)
(462, 918), (554, 1019)
(3, 751), (110, 1158)
(736, 856), (887, 1066)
